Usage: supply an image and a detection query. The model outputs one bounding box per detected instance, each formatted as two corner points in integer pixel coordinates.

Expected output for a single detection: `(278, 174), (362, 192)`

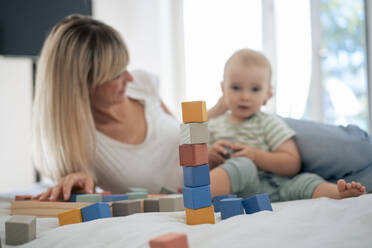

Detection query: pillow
(282, 117), (372, 180)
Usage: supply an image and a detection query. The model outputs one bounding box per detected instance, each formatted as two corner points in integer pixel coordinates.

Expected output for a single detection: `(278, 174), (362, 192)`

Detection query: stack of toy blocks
(180, 101), (215, 225)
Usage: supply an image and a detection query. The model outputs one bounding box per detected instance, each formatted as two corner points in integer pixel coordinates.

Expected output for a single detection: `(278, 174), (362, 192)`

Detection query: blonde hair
(223, 48), (272, 83)
(32, 15), (129, 180)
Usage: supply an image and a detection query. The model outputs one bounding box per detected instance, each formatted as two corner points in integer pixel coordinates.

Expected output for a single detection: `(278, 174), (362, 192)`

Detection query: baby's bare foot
(337, 179), (366, 199)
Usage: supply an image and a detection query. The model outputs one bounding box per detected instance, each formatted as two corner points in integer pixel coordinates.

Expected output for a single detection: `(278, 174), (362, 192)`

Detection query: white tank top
(92, 70), (183, 193)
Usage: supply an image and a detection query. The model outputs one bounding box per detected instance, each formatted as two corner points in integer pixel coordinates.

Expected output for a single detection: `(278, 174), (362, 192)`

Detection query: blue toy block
(220, 198), (244, 220)
(242, 193), (273, 214)
(69, 193), (83, 202)
(81, 203), (112, 222)
(183, 164), (210, 187)
(182, 185), (212, 209)
(212, 194), (237, 212)
(102, 194), (128, 202)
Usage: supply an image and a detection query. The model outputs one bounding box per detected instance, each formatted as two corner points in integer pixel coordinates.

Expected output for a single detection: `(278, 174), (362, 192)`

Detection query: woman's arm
(207, 97), (228, 119)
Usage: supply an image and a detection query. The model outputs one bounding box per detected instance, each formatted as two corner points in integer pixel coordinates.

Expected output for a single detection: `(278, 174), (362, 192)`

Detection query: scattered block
(127, 192), (148, 200)
(179, 144), (208, 166)
(11, 200), (92, 218)
(181, 101), (207, 123)
(144, 198), (160, 212)
(220, 198), (244, 220)
(180, 122), (209, 144)
(5, 215), (36, 245)
(76, 194), (102, 203)
(58, 208), (82, 226)
(102, 194), (128, 202)
(159, 195), (184, 212)
(112, 199), (141, 217)
(182, 186), (212, 209)
(128, 187), (148, 193)
(242, 193), (273, 214)
(15, 195), (33, 201)
(212, 194), (237, 212)
(149, 232), (189, 248)
(159, 187), (177, 194)
(69, 193), (83, 202)
(183, 164), (210, 187)
(81, 203), (112, 222)
(185, 205), (215, 225)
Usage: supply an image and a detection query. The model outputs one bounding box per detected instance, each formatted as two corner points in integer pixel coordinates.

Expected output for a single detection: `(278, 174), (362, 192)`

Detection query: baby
(208, 48), (366, 201)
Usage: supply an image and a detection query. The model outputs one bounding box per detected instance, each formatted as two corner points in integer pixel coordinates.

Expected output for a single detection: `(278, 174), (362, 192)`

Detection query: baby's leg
(312, 179), (366, 199)
(210, 157), (259, 198)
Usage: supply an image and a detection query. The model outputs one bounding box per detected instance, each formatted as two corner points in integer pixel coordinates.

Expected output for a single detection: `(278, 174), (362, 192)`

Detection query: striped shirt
(208, 111), (295, 152)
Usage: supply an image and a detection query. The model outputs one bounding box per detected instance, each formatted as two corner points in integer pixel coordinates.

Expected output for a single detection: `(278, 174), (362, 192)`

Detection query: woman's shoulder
(128, 70), (160, 95)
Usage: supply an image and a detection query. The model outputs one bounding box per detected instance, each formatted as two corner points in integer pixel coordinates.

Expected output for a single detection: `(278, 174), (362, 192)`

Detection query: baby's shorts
(220, 157), (326, 202)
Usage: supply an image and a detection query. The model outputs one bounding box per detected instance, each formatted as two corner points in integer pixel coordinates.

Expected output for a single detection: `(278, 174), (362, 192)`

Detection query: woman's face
(91, 70), (133, 107)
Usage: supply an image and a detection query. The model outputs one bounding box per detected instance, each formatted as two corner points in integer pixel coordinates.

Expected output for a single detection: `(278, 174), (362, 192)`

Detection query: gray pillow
(283, 117), (372, 180)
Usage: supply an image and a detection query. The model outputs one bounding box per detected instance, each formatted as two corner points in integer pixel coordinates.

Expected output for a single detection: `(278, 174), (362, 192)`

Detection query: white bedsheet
(0, 194), (371, 248)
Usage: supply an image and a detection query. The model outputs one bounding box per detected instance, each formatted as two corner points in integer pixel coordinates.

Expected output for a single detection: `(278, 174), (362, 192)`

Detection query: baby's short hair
(224, 48), (272, 82)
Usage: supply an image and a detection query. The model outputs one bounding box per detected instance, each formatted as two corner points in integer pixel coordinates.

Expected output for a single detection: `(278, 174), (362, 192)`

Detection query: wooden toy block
(212, 194), (237, 212)
(128, 187), (148, 193)
(76, 194), (103, 203)
(81, 202), (112, 222)
(58, 208), (83, 226)
(159, 194), (184, 212)
(181, 101), (207, 123)
(112, 199), (141, 217)
(144, 198), (160, 212)
(220, 198), (244, 220)
(149, 232), (189, 248)
(127, 191), (148, 200)
(242, 193), (273, 214)
(159, 187), (177, 194)
(11, 201), (93, 218)
(102, 194), (129, 202)
(15, 195), (33, 201)
(182, 185), (212, 209)
(5, 215), (36, 245)
(183, 164), (210, 187)
(179, 144), (208, 166)
(185, 205), (215, 225)
(180, 122), (209, 144)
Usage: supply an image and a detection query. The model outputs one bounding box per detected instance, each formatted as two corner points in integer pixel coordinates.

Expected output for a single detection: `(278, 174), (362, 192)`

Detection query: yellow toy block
(58, 208), (83, 226)
(185, 205), (215, 225)
(181, 101), (207, 123)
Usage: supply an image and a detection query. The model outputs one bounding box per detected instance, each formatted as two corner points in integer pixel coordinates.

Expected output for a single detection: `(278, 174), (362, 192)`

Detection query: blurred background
(0, 0), (371, 192)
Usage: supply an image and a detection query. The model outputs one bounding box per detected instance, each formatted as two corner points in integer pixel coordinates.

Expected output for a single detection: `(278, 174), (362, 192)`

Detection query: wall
(0, 57), (34, 192)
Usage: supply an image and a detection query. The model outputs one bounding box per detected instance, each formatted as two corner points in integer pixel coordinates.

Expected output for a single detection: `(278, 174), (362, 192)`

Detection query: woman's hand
(208, 140), (234, 168)
(230, 142), (256, 161)
(32, 172), (95, 201)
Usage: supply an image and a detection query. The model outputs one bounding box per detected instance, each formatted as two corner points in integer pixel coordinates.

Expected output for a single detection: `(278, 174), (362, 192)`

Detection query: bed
(0, 186), (372, 248)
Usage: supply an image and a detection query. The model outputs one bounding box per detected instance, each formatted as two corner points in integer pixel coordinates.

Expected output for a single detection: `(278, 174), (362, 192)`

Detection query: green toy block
(5, 215), (36, 245)
(127, 192), (148, 199)
(128, 187), (148, 193)
(75, 194), (103, 203)
(159, 186), (177, 194)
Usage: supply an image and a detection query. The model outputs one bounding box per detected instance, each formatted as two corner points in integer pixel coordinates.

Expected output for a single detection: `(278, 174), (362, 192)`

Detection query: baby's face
(222, 61), (271, 123)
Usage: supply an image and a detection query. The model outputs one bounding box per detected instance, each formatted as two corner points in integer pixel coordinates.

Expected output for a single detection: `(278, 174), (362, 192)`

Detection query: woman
(32, 15), (225, 201)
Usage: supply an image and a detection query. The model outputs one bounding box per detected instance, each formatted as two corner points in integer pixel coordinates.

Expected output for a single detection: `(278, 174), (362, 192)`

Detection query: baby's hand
(208, 140), (234, 167)
(230, 142), (256, 161)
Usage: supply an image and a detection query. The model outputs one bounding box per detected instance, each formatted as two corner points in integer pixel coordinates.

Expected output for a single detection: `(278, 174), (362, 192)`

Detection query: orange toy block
(185, 205), (215, 225)
(179, 144), (208, 166)
(181, 101), (207, 123)
(58, 208), (83, 226)
(149, 233), (189, 248)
